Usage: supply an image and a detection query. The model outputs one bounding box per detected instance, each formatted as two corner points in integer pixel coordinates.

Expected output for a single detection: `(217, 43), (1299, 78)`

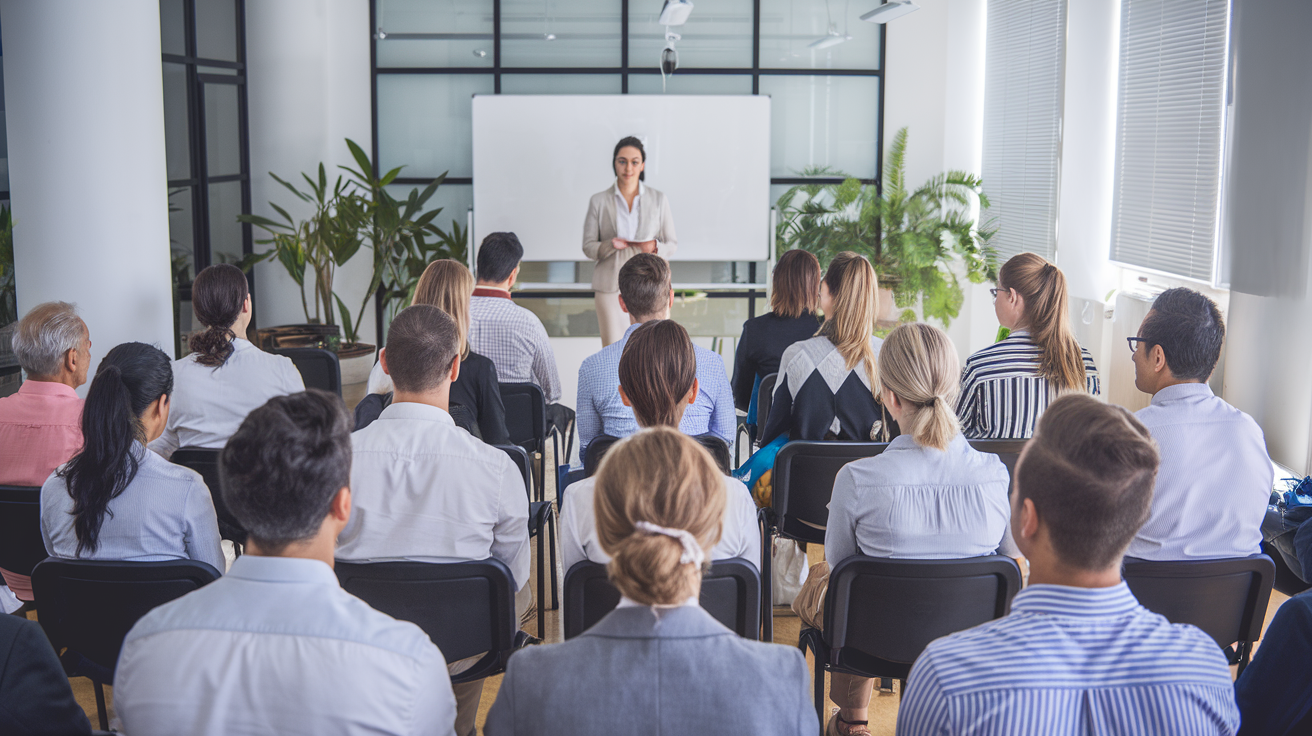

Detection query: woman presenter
(582, 136), (678, 346)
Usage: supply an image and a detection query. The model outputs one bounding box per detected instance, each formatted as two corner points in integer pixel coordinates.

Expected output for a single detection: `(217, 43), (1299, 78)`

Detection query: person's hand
(611, 238), (629, 250)
(637, 240), (658, 254)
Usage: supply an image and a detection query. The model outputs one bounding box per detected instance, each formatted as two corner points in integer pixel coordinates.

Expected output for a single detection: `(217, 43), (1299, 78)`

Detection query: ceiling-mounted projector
(659, 0), (694, 26)
(860, 0), (919, 23)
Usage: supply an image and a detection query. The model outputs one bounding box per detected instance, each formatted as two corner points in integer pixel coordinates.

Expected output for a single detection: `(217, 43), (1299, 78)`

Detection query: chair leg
(94, 680), (109, 731)
(761, 524), (774, 642)
(536, 526), (546, 640)
(813, 658), (826, 735)
(548, 508), (559, 610)
(1235, 641), (1253, 677)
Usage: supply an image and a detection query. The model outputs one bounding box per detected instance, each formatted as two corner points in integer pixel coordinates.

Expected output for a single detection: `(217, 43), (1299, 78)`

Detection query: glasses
(1126, 337), (1148, 355)
(990, 287), (1010, 301)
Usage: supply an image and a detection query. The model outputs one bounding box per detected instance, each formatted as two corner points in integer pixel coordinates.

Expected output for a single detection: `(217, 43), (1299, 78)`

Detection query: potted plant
(0, 205), (14, 328)
(775, 127), (998, 327)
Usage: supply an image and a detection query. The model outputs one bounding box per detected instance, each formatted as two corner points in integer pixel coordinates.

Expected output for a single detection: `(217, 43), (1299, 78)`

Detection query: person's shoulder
(694, 343), (728, 372)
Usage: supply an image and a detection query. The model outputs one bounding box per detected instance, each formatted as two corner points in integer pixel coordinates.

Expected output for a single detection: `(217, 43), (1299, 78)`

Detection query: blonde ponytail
(819, 252), (880, 393)
(998, 253), (1085, 392)
(878, 323), (960, 450)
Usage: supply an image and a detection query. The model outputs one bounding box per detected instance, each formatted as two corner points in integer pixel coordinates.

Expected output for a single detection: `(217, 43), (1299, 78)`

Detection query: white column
(1, 0), (174, 378)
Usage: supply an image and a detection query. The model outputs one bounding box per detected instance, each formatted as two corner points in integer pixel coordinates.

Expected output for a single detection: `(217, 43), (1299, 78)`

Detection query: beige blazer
(581, 183), (678, 292)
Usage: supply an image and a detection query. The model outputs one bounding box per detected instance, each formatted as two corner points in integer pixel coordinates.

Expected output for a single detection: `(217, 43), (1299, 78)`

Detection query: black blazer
(731, 311), (822, 411)
(353, 351), (510, 446)
(0, 614), (91, 736)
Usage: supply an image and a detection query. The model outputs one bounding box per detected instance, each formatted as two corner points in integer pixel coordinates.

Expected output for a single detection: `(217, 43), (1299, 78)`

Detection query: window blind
(1109, 0), (1229, 282)
(981, 0), (1067, 263)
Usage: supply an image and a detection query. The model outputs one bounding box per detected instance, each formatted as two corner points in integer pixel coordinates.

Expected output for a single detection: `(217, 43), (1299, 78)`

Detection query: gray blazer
(485, 605), (817, 736)
(581, 184), (678, 293)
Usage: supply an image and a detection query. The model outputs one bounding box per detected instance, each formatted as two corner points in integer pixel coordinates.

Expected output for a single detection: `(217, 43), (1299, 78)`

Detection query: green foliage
(0, 206), (13, 326)
(775, 127), (999, 326)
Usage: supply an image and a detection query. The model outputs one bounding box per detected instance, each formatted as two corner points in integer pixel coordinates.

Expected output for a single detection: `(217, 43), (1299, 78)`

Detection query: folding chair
(965, 438), (1027, 489)
(495, 444), (558, 636)
(500, 382), (568, 503)
(171, 446), (247, 546)
(0, 485), (44, 603)
(272, 347), (342, 396)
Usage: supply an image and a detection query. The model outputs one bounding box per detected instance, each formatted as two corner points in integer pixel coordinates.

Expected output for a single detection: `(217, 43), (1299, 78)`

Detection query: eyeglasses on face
(990, 287), (1009, 301)
(1126, 337), (1149, 355)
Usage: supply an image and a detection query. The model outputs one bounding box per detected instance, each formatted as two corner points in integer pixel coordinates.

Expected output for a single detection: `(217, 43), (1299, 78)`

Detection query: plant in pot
(0, 205), (15, 328)
(775, 127), (998, 327)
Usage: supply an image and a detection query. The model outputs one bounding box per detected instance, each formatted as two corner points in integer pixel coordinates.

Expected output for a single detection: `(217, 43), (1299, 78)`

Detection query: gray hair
(12, 302), (86, 377)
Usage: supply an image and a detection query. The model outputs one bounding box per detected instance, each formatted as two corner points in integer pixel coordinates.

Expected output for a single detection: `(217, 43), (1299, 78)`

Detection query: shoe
(825, 709), (871, 736)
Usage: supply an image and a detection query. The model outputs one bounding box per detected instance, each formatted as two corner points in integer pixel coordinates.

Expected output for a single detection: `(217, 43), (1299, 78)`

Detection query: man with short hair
(897, 394), (1239, 735)
(340, 304), (529, 736)
(575, 252), (735, 456)
(114, 389), (457, 736)
(1128, 287), (1271, 561)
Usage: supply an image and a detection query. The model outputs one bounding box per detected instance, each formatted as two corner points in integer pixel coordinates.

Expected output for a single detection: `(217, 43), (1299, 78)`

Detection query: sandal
(825, 709), (871, 736)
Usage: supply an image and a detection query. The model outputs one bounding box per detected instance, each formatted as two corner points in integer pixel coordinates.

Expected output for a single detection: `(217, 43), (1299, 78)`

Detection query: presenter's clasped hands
(611, 237), (658, 253)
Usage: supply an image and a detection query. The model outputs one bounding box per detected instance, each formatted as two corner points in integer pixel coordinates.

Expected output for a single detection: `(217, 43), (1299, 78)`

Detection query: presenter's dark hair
(189, 264), (249, 368)
(58, 342), (174, 557)
(220, 390), (352, 554)
(1015, 393), (1158, 571)
(772, 249), (821, 319)
(618, 253), (670, 319)
(1139, 287), (1225, 381)
(477, 232), (524, 284)
(619, 320), (697, 428)
(384, 305), (462, 393)
(613, 136), (646, 181)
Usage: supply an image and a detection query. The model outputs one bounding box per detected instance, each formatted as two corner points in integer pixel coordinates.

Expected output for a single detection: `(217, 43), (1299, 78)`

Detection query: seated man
(114, 389), (456, 735)
(0, 301), (91, 609)
(898, 393), (1239, 735)
(1128, 287), (1271, 560)
(1234, 588), (1312, 735)
(339, 304), (529, 736)
(576, 253), (734, 456)
(0, 613), (91, 735)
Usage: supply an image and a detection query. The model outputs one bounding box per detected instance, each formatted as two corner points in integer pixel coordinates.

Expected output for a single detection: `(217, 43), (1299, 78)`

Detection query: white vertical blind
(981, 0), (1067, 263)
(1110, 0), (1229, 281)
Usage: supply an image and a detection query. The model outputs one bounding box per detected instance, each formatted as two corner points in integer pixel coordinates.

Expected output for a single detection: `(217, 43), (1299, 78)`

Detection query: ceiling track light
(659, 0), (694, 27)
(860, 0), (920, 24)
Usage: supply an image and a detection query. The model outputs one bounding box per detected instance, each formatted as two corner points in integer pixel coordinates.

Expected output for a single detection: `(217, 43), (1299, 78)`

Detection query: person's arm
(477, 360), (512, 446)
(728, 478), (761, 568)
(576, 360), (601, 457)
(558, 489), (587, 573)
(825, 465), (860, 565)
(1084, 348), (1101, 396)
(492, 460), (532, 591)
(896, 651), (951, 736)
(184, 477), (226, 574)
(410, 640), (459, 736)
(278, 356), (306, 393)
(758, 373), (793, 446)
(702, 353), (736, 446)
(582, 195), (619, 263)
(1235, 595), (1312, 735)
(483, 654), (520, 736)
(955, 361), (988, 439)
(731, 322), (756, 412)
(528, 320), (563, 404)
(1, 618), (93, 735)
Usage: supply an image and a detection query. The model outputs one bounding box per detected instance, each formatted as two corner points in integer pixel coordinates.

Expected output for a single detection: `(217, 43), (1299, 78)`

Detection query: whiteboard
(472, 95), (771, 264)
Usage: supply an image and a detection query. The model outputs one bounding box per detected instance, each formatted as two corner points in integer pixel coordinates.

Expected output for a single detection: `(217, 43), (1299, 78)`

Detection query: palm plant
(0, 206), (14, 327)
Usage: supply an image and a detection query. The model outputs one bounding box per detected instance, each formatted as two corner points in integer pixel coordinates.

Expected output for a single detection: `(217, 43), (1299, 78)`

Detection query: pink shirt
(0, 380), (83, 486)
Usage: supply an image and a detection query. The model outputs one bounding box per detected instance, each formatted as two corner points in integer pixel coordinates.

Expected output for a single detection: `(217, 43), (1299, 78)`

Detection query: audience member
(149, 264), (304, 459)
(795, 323), (1015, 736)
(759, 251), (886, 445)
(0, 302), (91, 606)
(1234, 588), (1312, 735)
(363, 259), (510, 445)
(1127, 287), (1271, 561)
(957, 253), (1099, 439)
(114, 390), (456, 735)
(576, 253), (734, 456)
(732, 248), (822, 415)
(561, 319), (759, 573)
(342, 304), (529, 736)
(486, 427), (817, 736)
(0, 612), (92, 736)
(898, 393), (1239, 735)
(41, 342), (223, 572)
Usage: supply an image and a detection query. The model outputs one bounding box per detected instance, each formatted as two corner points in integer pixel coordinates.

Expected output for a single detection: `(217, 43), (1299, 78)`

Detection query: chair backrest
(772, 441), (889, 545)
(494, 444), (532, 498)
(757, 372), (778, 432)
(0, 485), (45, 577)
(499, 382), (547, 454)
(825, 555), (1022, 674)
(1123, 554), (1276, 650)
(31, 558), (221, 677)
(965, 439), (1027, 489)
(272, 347), (342, 396)
(334, 559), (518, 667)
(584, 434), (622, 477)
(563, 558), (762, 640)
(692, 434), (732, 474)
(171, 446), (247, 545)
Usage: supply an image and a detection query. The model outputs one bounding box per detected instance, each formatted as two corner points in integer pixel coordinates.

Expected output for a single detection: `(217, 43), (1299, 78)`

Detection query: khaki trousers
(448, 585), (535, 736)
(594, 291), (629, 347)
(793, 561), (875, 710)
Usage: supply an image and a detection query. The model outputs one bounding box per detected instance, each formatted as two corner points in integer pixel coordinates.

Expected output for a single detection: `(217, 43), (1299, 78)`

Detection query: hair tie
(634, 520), (705, 567)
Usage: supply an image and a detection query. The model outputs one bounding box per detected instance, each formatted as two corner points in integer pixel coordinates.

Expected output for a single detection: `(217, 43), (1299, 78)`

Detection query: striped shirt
(956, 330), (1100, 439)
(897, 583), (1239, 736)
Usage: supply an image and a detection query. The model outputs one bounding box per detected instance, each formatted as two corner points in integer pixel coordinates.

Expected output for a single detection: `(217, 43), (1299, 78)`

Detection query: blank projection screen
(472, 95), (771, 264)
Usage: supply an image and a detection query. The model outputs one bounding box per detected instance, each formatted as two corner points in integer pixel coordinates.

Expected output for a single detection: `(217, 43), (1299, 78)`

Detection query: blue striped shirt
(956, 330), (1100, 439)
(897, 583), (1239, 736)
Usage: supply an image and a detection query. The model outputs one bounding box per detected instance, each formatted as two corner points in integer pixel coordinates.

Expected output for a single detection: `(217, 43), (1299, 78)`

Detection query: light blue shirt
(1129, 382), (1273, 561)
(114, 555), (456, 736)
(576, 322), (735, 455)
(897, 583), (1240, 735)
(825, 434), (1016, 564)
(40, 443), (224, 573)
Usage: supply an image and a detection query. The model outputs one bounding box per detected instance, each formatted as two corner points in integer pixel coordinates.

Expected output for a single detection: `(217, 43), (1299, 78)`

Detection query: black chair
(272, 347), (342, 396)
(0, 485), (45, 600)
(753, 372), (779, 448)
(583, 434), (622, 478)
(966, 438), (1027, 488)
(761, 441), (889, 641)
(31, 558), (221, 729)
(563, 558), (762, 640)
(1123, 554), (1275, 675)
(799, 555), (1022, 728)
(495, 444), (558, 637)
(334, 559), (520, 682)
(171, 446), (247, 546)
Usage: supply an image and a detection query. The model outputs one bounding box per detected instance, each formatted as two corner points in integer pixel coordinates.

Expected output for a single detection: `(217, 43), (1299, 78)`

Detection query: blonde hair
(594, 427), (726, 606)
(818, 252), (880, 392)
(412, 259), (473, 359)
(998, 253), (1084, 392)
(879, 323), (961, 450)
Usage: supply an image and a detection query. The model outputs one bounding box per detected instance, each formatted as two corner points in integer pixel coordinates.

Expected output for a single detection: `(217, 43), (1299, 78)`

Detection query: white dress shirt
(114, 555), (456, 736)
(1128, 382), (1273, 561)
(149, 338), (304, 459)
(41, 443), (225, 573)
(613, 181), (643, 242)
(559, 473), (761, 574)
(338, 401), (531, 591)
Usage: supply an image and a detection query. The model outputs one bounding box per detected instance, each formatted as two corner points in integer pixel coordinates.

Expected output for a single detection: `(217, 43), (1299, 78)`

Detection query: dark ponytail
(189, 263), (250, 368)
(613, 136), (646, 182)
(58, 342), (174, 556)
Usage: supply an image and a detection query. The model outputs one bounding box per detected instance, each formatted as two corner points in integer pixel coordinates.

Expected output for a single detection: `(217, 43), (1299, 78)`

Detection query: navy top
(731, 311), (821, 411)
(1235, 589), (1312, 735)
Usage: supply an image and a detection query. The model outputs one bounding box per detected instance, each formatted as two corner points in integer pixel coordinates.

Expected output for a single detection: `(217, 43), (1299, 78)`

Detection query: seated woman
(42, 342), (224, 572)
(732, 248), (822, 414)
(796, 323), (1015, 736)
(957, 252), (1100, 438)
(560, 319), (759, 573)
(487, 426), (817, 736)
(149, 263), (304, 459)
(760, 251), (888, 445)
(362, 259), (510, 445)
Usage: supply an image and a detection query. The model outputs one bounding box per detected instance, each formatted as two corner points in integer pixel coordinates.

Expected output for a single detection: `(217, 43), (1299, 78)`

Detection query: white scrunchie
(633, 521), (706, 567)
